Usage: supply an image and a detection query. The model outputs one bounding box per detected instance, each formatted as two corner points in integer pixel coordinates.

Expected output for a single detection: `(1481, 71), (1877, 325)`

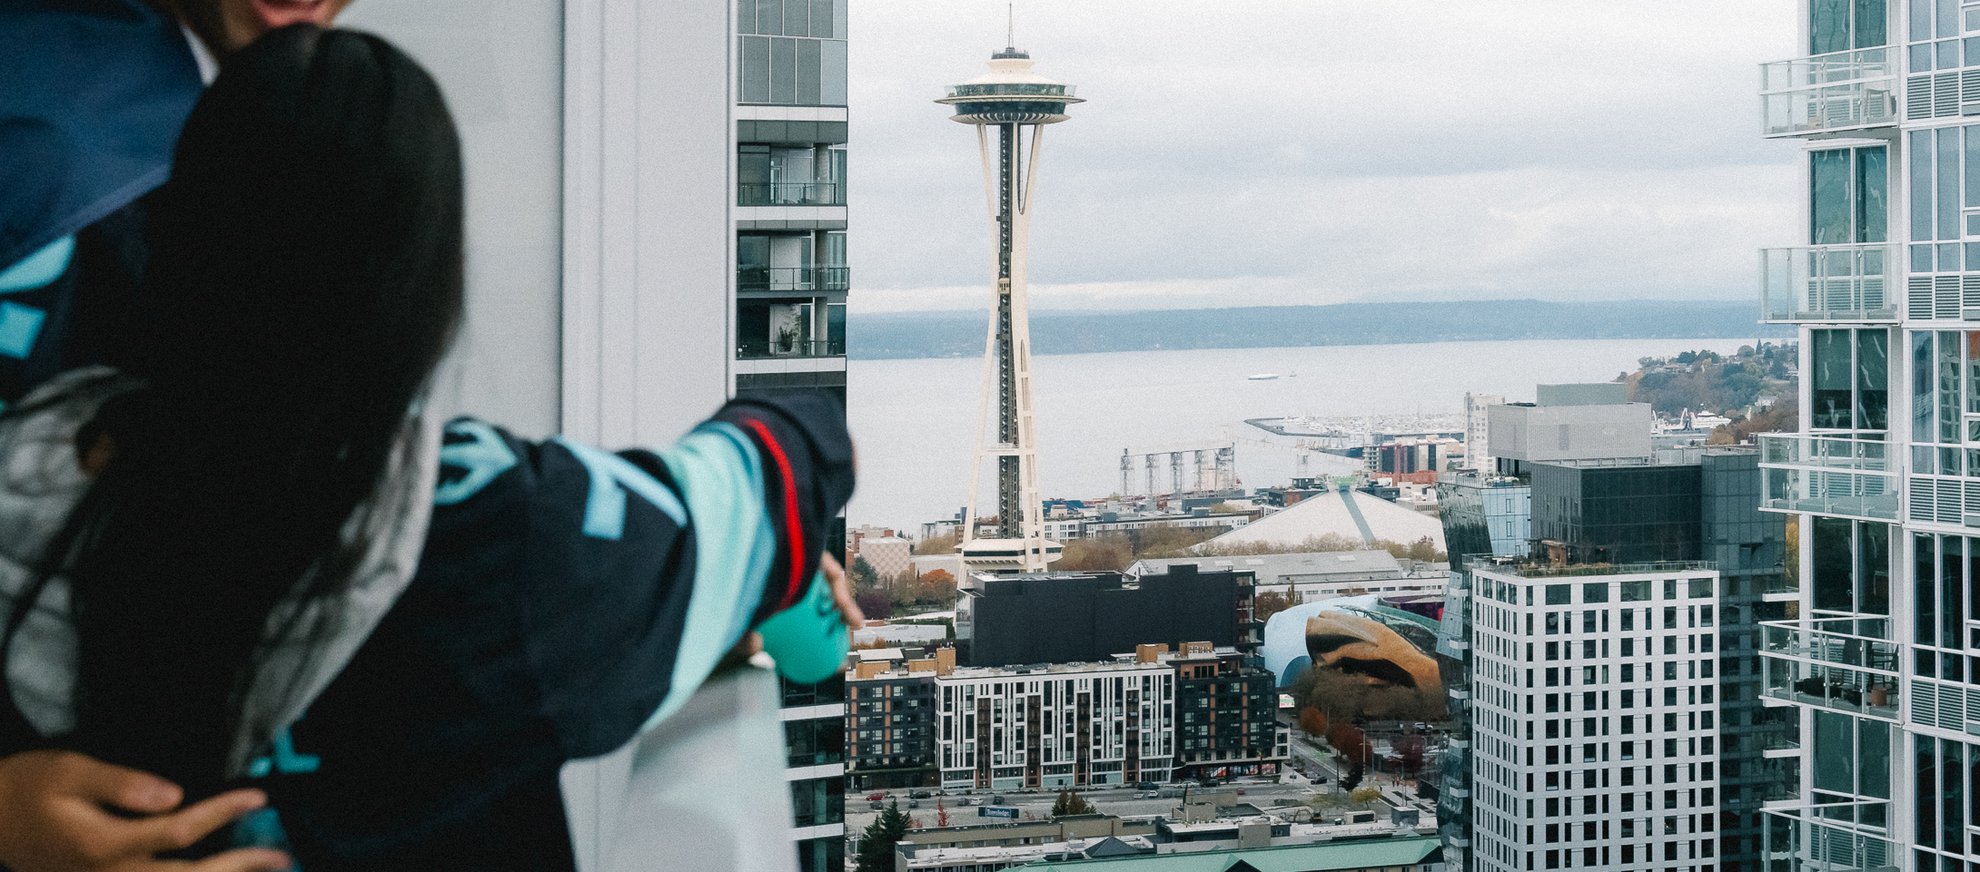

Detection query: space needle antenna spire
(937, 19), (1083, 574)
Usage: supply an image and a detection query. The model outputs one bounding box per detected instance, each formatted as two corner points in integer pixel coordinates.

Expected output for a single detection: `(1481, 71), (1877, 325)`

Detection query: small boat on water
(1247, 373), (1280, 381)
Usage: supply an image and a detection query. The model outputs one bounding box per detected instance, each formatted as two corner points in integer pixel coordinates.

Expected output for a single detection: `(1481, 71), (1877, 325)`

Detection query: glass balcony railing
(737, 339), (846, 360)
(1761, 46), (1898, 138)
(1758, 434), (1898, 520)
(1763, 800), (1895, 872)
(1760, 619), (1900, 721)
(737, 181), (845, 207)
(1760, 244), (1899, 322)
(739, 266), (850, 293)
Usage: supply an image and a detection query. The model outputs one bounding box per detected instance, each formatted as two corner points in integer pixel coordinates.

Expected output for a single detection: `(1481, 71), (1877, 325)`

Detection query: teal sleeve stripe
(434, 420), (518, 506)
(0, 236), (73, 294)
(642, 421), (776, 730)
(552, 437), (688, 538)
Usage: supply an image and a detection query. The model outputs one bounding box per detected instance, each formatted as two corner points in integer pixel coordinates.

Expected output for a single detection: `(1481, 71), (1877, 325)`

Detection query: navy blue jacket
(241, 394), (854, 870)
(0, 0), (203, 405)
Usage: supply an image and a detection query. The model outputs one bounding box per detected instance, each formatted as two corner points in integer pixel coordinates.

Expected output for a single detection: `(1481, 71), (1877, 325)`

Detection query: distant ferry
(1247, 373), (1280, 381)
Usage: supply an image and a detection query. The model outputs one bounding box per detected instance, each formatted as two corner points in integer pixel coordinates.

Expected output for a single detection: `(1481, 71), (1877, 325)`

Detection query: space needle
(937, 19), (1082, 574)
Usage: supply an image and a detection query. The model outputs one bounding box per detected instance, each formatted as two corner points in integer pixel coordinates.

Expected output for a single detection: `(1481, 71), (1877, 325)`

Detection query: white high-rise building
(1753, 2), (1963, 871)
(1463, 393), (1505, 471)
(1466, 562), (1722, 872)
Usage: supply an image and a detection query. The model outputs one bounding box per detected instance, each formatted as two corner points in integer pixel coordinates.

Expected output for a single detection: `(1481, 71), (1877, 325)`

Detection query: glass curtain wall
(1907, 331), (1980, 476)
(1906, 126), (1980, 274)
(1811, 146), (1888, 245)
(1810, 328), (1890, 431)
(1814, 0), (1889, 52)
(1811, 518), (1894, 615)
(737, 0), (848, 106)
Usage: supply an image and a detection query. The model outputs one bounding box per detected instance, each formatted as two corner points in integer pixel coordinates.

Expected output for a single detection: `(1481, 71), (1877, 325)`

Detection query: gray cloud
(849, 0), (1802, 312)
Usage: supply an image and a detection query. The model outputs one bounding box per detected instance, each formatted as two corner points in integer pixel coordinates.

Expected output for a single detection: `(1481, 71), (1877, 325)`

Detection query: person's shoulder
(434, 416), (526, 508)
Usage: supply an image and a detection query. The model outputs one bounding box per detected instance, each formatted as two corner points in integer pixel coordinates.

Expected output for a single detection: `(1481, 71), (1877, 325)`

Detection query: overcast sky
(845, 1), (1800, 314)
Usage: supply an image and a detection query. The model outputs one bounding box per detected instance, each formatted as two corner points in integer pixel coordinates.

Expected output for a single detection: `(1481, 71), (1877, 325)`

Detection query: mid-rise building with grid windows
(1437, 418), (1787, 871)
(1467, 562), (1724, 872)
(1753, 2), (1980, 871)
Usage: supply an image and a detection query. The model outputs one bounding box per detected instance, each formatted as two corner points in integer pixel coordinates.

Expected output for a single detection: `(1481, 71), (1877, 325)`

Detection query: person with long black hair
(0, 24), (857, 872)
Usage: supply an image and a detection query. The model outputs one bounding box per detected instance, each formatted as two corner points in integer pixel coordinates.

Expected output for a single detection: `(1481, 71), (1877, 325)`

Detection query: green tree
(849, 556), (879, 589)
(855, 799), (911, 872)
(1051, 789), (1097, 817)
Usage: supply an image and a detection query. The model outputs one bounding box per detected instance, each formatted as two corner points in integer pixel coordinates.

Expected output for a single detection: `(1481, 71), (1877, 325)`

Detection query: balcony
(1762, 800), (1896, 872)
(1759, 618), (1900, 722)
(1761, 47), (1898, 138)
(1758, 434), (1898, 521)
(1762, 729), (1802, 758)
(738, 181), (844, 207)
(1760, 244), (1899, 323)
(738, 339), (845, 361)
(739, 265), (850, 294)
(1760, 573), (1800, 602)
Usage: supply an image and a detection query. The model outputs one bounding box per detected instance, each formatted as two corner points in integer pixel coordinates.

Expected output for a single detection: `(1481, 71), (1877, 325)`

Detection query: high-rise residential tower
(735, 0), (849, 402)
(736, 3), (852, 870)
(937, 40), (1080, 573)
(1755, 2), (1916, 871)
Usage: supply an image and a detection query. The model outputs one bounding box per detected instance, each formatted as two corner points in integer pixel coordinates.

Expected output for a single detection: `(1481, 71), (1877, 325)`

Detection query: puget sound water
(846, 337), (1756, 532)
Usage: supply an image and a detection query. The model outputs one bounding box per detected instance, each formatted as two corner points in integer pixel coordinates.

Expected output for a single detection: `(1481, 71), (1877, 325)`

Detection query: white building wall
(1468, 566), (1720, 872)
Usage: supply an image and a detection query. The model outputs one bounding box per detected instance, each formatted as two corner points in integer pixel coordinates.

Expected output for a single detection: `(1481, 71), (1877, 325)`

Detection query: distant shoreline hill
(849, 299), (1787, 360)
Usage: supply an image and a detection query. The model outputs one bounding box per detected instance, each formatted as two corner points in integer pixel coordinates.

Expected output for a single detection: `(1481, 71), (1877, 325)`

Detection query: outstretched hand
(820, 552), (864, 629)
(0, 751), (290, 872)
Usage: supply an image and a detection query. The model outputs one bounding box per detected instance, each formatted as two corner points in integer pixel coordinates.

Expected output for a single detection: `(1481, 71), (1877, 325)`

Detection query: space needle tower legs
(939, 38), (1081, 574)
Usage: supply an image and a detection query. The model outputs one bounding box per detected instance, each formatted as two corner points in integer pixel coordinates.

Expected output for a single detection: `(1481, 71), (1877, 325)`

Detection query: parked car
(865, 792), (885, 801)
(868, 800), (883, 810)
(989, 794), (1006, 804)
(956, 797), (974, 806)
(1133, 781), (1158, 791)
(909, 789), (932, 799)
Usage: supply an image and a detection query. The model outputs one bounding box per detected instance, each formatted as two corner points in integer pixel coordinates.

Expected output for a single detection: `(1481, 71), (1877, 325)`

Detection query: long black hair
(36, 25), (463, 792)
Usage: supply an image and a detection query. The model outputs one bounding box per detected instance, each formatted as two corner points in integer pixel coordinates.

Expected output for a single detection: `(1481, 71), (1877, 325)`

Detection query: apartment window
(738, 0), (849, 105)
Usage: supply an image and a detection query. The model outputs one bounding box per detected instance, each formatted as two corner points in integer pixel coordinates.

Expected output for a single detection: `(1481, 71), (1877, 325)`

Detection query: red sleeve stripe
(739, 417), (807, 610)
